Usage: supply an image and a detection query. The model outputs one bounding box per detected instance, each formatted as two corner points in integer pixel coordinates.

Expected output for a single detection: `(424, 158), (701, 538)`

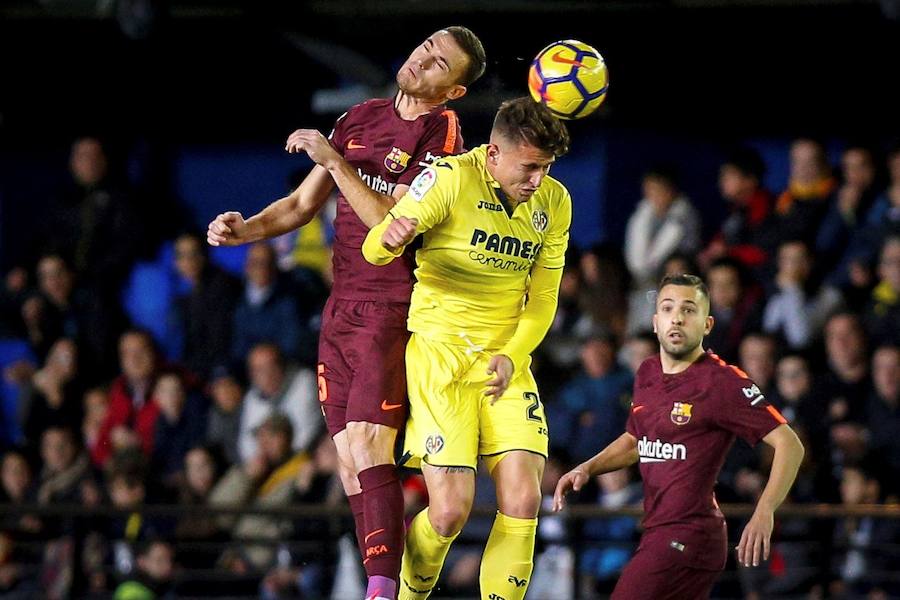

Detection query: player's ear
(486, 143), (501, 165)
(705, 315), (714, 336)
(651, 313), (658, 333)
(445, 84), (467, 101)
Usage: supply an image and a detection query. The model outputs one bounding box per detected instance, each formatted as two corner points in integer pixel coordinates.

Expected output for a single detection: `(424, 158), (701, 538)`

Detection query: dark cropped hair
(643, 163), (680, 191)
(656, 273), (710, 308)
(723, 146), (766, 182)
(444, 26), (486, 87)
(492, 97), (570, 157)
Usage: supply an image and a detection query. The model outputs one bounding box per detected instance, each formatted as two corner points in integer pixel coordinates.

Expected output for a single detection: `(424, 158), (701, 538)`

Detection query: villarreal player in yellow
(363, 97), (571, 600)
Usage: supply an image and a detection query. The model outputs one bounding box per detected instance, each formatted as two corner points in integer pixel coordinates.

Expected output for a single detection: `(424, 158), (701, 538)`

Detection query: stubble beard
(659, 335), (701, 360)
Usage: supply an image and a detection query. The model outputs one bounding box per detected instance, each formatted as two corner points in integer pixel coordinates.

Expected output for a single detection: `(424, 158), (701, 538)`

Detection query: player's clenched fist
(207, 211), (247, 247)
(381, 216), (418, 252)
(552, 466), (589, 512)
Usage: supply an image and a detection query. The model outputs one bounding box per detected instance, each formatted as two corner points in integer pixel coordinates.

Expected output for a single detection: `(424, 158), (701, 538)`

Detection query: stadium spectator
(0, 267), (29, 340)
(230, 242), (304, 365)
(579, 244), (630, 341)
(18, 338), (83, 453)
(173, 446), (227, 569)
(0, 529), (39, 597)
(34, 254), (121, 380)
(762, 239), (842, 350)
(35, 426), (95, 509)
(770, 354), (827, 447)
(0, 450), (38, 536)
(539, 253), (595, 378)
(170, 232), (241, 379)
(260, 433), (344, 599)
(237, 343), (318, 463)
(699, 146), (774, 272)
(550, 331), (631, 464)
(92, 330), (161, 467)
(820, 312), (871, 428)
(150, 370), (205, 490)
(624, 165), (701, 333)
(816, 145), (881, 268)
(771, 138), (836, 247)
(212, 413), (305, 571)
(829, 461), (900, 599)
(81, 386), (109, 461)
(705, 257), (763, 363)
(204, 368), (244, 466)
(42, 137), (144, 297)
(112, 538), (176, 600)
(738, 333), (778, 395)
(864, 345), (900, 491)
(864, 235), (900, 345)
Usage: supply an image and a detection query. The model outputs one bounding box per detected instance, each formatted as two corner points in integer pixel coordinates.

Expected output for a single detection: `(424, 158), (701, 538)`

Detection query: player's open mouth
(407, 67), (417, 79)
(667, 330), (684, 341)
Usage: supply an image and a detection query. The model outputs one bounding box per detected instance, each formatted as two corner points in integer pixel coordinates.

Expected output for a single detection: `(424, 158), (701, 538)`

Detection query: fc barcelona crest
(384, 146), (412, 173)
(670, 402), (692, 425)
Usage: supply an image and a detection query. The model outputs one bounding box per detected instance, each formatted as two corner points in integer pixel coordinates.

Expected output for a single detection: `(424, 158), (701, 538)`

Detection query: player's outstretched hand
(207, 211), (247, 247)
(552, 467), (589, 512)
(736, 508), (773, 567)
(382, 217), (418, 252)
(285, 129), (341, 169)
(484, 354), (514, 403)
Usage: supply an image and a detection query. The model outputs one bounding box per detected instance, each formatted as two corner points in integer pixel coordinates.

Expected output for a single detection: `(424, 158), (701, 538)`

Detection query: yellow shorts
(401, 333), (549, 471)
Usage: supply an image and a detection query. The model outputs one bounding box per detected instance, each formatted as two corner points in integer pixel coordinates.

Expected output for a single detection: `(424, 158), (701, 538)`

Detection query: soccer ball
(527, 40), (609, 120)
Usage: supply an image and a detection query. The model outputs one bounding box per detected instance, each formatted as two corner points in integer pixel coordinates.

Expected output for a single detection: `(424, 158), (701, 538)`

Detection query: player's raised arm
(286, 128), (402, 228)
(207, 164), (334, 247)
(736, 423), (804, 567)
(553, 432), (639, 512)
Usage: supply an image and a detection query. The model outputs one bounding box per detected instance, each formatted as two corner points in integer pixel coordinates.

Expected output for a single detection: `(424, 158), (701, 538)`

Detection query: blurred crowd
(0, 135), (898, 598)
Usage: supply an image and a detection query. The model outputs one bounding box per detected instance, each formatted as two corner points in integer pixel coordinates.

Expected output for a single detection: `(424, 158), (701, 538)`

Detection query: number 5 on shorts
(317, 363), (328, 402)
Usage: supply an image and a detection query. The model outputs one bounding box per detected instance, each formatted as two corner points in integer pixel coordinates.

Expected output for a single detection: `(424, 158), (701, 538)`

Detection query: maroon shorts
(612, 522), (727, 600)
(317, 297), (410, 437)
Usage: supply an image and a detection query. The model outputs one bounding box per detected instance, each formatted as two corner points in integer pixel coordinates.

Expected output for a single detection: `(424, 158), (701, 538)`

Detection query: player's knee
(498, 486), (542, 519)
(346, 422), (394, 469)
(429, 503), (471, 537)
(336, 459), (360, 494)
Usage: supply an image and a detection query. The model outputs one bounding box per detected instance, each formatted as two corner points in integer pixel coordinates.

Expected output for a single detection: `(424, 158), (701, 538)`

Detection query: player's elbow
(777, 425), (805, 462)
(790, 429), (805, 461)
(361, 243), (391, 266)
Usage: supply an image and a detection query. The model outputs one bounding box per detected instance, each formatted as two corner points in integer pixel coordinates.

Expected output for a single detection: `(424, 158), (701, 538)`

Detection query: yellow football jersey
(363, 144), (571, 371)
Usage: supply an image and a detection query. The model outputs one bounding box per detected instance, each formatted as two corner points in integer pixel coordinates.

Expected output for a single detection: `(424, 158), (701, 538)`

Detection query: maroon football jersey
(327, 98), (463, 302)
(627, 351), (786, 534)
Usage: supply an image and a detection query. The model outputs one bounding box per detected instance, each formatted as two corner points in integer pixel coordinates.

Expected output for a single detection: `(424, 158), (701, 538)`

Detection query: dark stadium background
(2, 1), (899, 267)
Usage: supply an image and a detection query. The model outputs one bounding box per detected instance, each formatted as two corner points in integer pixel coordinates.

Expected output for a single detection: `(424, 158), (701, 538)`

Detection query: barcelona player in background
(207, 27), (486, 600)
(554, 273), (804, 600)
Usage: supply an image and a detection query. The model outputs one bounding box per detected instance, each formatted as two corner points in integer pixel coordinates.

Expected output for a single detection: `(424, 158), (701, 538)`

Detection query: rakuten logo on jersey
(638, 436), (687, 463)
(357, 168), (396, 196)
